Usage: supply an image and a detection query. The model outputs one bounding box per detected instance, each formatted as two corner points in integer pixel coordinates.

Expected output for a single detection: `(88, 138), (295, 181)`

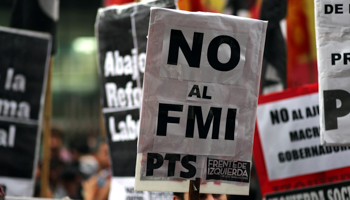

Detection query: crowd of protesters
(34, 128), (111, 200)
(32, 128), (261, 200)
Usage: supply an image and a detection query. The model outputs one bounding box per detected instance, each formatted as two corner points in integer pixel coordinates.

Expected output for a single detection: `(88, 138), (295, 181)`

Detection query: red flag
(104, 0), (134, 6)
(286, 0), (317, 88)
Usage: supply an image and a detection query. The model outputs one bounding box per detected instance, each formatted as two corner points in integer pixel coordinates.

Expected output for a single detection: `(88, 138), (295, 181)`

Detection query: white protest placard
(257, 88), (350, 181)
(254, 84), (350, 197)
(315, 0), (350, 145)
(135, 8), (267, 195)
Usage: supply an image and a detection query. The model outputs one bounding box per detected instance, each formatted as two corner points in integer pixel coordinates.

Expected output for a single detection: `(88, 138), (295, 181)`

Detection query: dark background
(0, 0), (104, 140)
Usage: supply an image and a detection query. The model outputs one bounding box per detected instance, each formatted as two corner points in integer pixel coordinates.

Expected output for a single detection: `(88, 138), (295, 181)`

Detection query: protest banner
(95, 1), (176, 199)
(254, 83), (350, 197)
(0, 26), (51, 196)
(314, 0), (350, 145)
(266, 179), (350, 200)
(135, 8), (267, 195)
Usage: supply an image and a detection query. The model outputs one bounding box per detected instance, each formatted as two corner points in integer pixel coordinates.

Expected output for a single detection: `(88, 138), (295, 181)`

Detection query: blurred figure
(50, 128), (71, 164)
(69, 138), (99, 180)
(94, 141), (110, 171)
(259, 0), (287, 93)
(54, 164), (83, 199)
(83, 141), (111, 200)
(49, 159), (65, 197)
(173, 192), (228, 200)
(35, 128), (70, 198)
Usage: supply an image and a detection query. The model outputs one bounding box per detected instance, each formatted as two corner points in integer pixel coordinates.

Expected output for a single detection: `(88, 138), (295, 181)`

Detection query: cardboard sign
(254, 84), (350, 197)
(315, 0), (350, 145)
(95, 1), (177, 199)
(0, 26), (51, 196)
(135, 8), (267, 195)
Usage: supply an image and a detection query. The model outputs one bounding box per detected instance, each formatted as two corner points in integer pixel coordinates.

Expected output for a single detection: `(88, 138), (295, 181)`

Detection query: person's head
(173, 192), (228, 200)
(49, 159), (65, 187)
(50, 128), (64, 159)
(59, 164), (82, 199)
(69, 138), (90, 162)
(95, 141), (110, 170)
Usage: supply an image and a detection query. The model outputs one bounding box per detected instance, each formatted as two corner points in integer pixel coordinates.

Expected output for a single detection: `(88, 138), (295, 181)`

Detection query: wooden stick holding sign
(40, 58), (53, 198)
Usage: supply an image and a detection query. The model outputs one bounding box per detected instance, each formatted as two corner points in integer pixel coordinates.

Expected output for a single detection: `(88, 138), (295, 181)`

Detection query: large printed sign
(95, 1), (176, 199)
(135, 8), (267, 195)
(0, 27), (51, 196)
(315, 0), (350, 145)
(254, 84), (350, 197)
